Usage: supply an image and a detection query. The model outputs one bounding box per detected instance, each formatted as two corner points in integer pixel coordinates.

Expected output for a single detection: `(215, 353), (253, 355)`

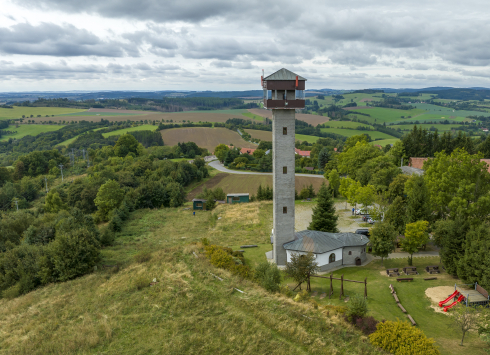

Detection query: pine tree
(384, 196), (406, 234)
(318, 148), (331, 170)
(406, 175), (430, 223)
(257, 184), (263, 201)
(308, 182), (339, 233)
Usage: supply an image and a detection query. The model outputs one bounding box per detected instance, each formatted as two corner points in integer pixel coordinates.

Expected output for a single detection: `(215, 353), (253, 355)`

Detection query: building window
(283, 127), (287, 135)
(348, 251), (352, 255)
(283, 166), (287, 174)
(196, 203), (202, 207)
(232, 196), (240, 201)
(283, 206), (287, 214)
(329, 253), (336, 263)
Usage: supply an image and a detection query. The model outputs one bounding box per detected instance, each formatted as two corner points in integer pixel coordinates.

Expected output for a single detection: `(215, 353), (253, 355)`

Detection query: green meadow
(323, 121), (373, 129)
(368, 138), (399, 147)
(390, 123), (465, 131)
(101, 124), (157, 137)
(0, 124), (64, 141)
(349, 107), (426, 124)
(242, 112), (265, 121)
(0, 106), (86, 120)
(320, 128), (396, 140)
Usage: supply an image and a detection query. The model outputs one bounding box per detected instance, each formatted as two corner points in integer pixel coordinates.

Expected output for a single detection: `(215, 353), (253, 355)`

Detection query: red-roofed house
(408, 157), (429, 169)
(295, 148), (310, 158)
(240, 148), (256, 155)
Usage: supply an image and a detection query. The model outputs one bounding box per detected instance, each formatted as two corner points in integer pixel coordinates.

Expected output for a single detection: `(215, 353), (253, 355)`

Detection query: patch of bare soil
(186, 173), (230, 200)
(425, 286), (455, 314)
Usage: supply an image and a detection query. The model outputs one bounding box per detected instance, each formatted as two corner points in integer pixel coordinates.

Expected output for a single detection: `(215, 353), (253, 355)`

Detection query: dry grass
(0, 204), (381, 354)
(161, 127), (257, 152)
(214, 201), (260, 225)
(186, 173), (326, 201)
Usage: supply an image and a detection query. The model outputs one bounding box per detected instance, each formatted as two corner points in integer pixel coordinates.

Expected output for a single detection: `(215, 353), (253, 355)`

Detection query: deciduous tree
(284, 252), (319, 291)
(402, 220), (429, 265)
(369, 222), (397, 265)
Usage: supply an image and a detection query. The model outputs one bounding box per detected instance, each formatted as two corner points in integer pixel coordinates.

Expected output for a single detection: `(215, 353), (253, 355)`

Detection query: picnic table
(403, 266), (417, 274)
(386, 268), (399, 275)
(425, 265), (440, 274)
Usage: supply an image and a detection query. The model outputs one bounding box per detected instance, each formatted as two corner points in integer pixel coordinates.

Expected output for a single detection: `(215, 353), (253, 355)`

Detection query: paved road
(208, 160), (325, 178)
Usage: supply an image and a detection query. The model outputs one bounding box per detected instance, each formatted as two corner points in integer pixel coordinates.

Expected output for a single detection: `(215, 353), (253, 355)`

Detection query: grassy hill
(0, 203), (380, 355)
(319, 128), (396, 140)
(0, 107), (86, 120)
(0, 124), (65, 141)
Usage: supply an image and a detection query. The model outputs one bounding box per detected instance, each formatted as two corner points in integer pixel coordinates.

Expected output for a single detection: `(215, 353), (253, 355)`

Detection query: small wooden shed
(192, 199), (207, 210)
(227, 193), (249, 204)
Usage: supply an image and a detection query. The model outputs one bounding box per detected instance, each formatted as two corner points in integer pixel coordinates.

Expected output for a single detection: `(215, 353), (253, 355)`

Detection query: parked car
(355, 208), (369, 215)
(367, 218), (376, 224)
(362, 215), (371, 222)
(355, 229), (370, 237)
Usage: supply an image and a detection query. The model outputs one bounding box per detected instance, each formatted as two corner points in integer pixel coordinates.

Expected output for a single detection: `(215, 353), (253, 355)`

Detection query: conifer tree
(406, 175), (430, 223)
(308, 182), (339, 232)
(318, 148), (330, 170)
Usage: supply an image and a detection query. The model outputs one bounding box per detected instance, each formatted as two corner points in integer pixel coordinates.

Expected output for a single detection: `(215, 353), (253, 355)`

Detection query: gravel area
(295, 202), (360, 233)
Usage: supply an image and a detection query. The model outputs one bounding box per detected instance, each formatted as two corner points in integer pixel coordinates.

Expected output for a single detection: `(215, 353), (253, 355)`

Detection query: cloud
(0, 22), (138, 57)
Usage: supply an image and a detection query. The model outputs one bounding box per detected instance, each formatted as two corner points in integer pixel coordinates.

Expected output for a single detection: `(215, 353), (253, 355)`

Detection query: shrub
(324, 304), (347, 314)
(294, 290), (310, 302)
(255, 261), (281, 292)
(134, 251), (152, 263)
(209, 248), (234, 269)
(100, 229), (115, 246)
(109, 213), (123, 232)
(369, 319), (440, 355)
(345, 294), (368, 322)
(355, 316), (379, 335)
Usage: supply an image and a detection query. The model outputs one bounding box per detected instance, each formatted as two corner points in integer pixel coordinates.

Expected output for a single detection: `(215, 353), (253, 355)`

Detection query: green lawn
(390, 114), (468, 125)
(319, 128), (396, 140)
(323, 121), (373, 129)
(349, 107), (426, 124)
(0, 124), (65, 141)
(310, 93), (397, 107)
(0, 106), (86, 120)
(390, 123), (465, 131)
(101, 124), (157, 137)
(368, 138), (399, 147)
(238, 247), (486, 355)
(242, 112), (264, 121)
(295, 134), (321, 143)
(412, 103), (490, 118)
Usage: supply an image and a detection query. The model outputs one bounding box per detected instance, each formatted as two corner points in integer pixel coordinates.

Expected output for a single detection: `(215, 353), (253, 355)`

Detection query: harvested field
(187, 173), (325, 200)
(247, 109), (329, 126)
(161, 127), (256, 152)
(87, 108), (151, 114)
(244, 129), (272, 141)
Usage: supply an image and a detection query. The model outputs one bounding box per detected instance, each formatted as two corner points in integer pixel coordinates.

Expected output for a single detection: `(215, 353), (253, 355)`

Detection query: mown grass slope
(0, 107), (86, 120)
(0, 203), (380, 355)
(0, 124), (65, 141)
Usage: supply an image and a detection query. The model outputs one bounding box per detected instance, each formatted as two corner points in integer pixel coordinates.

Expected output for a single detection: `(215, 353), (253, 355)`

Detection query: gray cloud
(0, 23), (138, 57)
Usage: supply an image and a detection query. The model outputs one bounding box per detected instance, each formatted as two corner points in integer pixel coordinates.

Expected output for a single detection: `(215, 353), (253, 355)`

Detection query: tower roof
(263, 68), (306, 81)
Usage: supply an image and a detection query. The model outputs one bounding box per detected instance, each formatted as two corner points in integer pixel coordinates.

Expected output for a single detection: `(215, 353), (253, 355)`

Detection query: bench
(394, 293), (400, 303)
(389, 272), (400, 277)
(407, 314), (417, 326)
(424, 277), (437, 280)
(240, 245), (258, 248)
(397, 278), (413, 282)
(406, 271), (418, 275)
(403, 267), (417, 274)
(397, 303), (407, 313)
(429, 270), (440, 274)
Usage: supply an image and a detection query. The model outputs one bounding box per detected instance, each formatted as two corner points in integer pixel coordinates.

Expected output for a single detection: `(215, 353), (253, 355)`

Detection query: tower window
(283, 206), (287, 214)
(283, 166), (287, 174)
(283, 127), (287, 135)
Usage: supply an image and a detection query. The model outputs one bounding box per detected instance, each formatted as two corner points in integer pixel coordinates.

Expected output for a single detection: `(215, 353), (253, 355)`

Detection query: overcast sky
(2, 0), (490, 91)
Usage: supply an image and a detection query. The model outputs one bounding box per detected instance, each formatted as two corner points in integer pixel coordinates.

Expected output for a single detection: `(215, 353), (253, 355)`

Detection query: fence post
(339, 275), (344, 300)
(364, 277), (367, 298)
(329, 273), (333, 298)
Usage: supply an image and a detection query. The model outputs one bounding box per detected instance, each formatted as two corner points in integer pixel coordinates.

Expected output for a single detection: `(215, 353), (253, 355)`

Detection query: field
(101, 124), (157, 137)
(391, 123), (464, 131)
(242, 112), (264, 122)
(0, 124), (65, 141)
(368, 138), (399, 147)
(349, 107), (426, 124)
(186, 173), (326, 200)
(160, 127), (257, 152)
(390, 114), (468, 125)
(323, 121), (373, 129)
(295, 134), (321, 143)
(247, 109), (330, 126)
(0, 106), (86, 120)
(320, 128), (397, 140)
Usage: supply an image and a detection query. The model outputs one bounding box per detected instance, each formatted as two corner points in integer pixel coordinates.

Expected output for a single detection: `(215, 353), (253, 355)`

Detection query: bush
(134, 251), (152, 263)
(294, 290), (310, 302)
(134, 275), (149, 290)
(100, 229), (115, 246)
(209, 248), (234, 269)
(369, 319), (440, 354)
(255, 261), (281, 292)
(345, 294), (368, 322)
(324, 304), (347, 314)
(109, 213), (123, 232)
(355, 316), (379, 335)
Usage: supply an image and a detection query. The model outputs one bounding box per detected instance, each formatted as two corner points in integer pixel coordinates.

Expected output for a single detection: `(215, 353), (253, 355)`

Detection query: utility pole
(14, 199), (18, 211)
(44, 176), (48, 193)
(59, 164), (64, 182)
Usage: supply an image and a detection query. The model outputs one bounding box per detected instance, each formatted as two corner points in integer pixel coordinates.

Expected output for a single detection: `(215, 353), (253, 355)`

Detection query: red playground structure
(443, 295), (465, 312)
(438, 290), (460, 307)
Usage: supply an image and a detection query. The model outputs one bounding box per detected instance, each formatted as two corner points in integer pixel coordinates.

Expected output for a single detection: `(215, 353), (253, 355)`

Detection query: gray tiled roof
(264, 68), (306, 81)
(399, 166), (424, 176)
(227, 193), (249, 197)
(283, 230), (369, 254)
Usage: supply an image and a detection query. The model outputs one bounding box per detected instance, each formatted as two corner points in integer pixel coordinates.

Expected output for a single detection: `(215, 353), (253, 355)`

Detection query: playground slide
(439, 290), (460, 307)
(443, 295), (465, 312)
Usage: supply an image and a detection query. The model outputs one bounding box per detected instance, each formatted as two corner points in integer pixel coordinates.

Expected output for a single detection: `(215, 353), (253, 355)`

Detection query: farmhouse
(295, 148), (310, 158)
(283, 230), (369, 271)
(240, 148), (256, 155)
